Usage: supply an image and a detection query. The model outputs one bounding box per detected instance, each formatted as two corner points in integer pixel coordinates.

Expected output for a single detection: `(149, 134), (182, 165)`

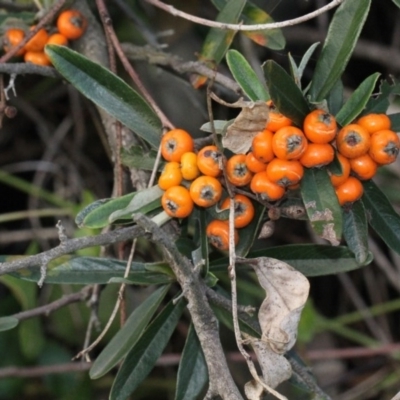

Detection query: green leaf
(175, 324), (208, 400)
(361, 180), (400, 255)
(211, 0), (285, 50)
(389, 112), (400, 131)
(226, 50), (269, 101)
(392, 0), (400, 8)
(0, 317), (18, 332)
(90, 285), (170, 379)
(297, 43), (320, 85)
(336, 73), (380, 126)
(200, 120), (232, 134)
(263, 60), (310, 126)
(75, 192), (136, 229)
(308, 0), (371, 102)
(300, 168), (343, 245)
(210, 244), (372, 276)
(6, 256), (174, 285)
(326, 79), (344, 116)
(45, 45), (161, 148)
(121, 146), (161, 171)
(110, 297), (186, 400)
(198, 0), (245, 67)
(109, 185), (164, 223)
(364, 80), (400, 114)
(343, 200), (369, 264)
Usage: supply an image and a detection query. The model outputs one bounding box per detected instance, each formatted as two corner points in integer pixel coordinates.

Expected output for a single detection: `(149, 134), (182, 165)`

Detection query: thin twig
(145, 0), (345, 31)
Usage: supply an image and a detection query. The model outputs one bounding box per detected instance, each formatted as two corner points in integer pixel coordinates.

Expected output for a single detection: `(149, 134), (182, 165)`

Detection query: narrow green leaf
(212, 0), (285, 50)
(297, 43), (320, 85)
(175, 324), (208, 400)
(200, 120), (232, 134)
(121, 146), (161, 171)
(90, 285), (170, 379)
(300, 168), (343, 245)
(0, 317), (18, 332)
(6, 256), (174, 285)
(109, 185), (163, 222)
(110, 298), (186, 400)
(210, 244), (373, 276)
(263, 60), (310, 126)
(364, 80), (400, 114)
(326, 79), (344, 115)
(361, 180), (400, 255)
(343, 200), (369, 264)
(45, 45), (161, 148)
(389, 112), (400, 131)
(309, 0), (371, 102)
(336, 73), (380, 126)
(392, 0), (400, 8)
(226, 49), (269, 101)
(288, 53), (300, 88)
(75, 193), (136, 229)
(199, 0), (245, 66)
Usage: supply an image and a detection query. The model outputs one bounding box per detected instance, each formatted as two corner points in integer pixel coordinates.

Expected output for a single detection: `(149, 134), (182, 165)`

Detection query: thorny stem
(145, 0), (345, 31)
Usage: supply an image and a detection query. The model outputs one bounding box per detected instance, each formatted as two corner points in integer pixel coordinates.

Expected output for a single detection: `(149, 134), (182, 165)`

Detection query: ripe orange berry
(46, 32), (69, 46)
(24, 51), (51, 66)
(335, 176), (364, 206)
(336, 124), (371, 159)
(3, 28), (25, 56)
(221, 194), (255, 228)
(158, 161), (182, 190)
(197, 145), (221, 177)
(206, 220), (239, 251)
(350, 154), (378, 180)
(245, 152), (267, 173)
(369, 129), (400, 165)
(161, 129), (194, 162)
(265, 100), (292, 132)
(299, 143), (335, 168)
(266, 158), (304, 187)
(357, 113), (391, 134)
(272, 126), (308, 160)
(25, 26), (49, 52)
(226, 154), (253, 187)
(252, 129), (275, 163)
(57, 9), (88, 40)
(189, 176), (222, 207)
(250, 171), (286, 201)
(303, 109), (337, 144)
(180, 152), (200, 181)
(328, 153), (351, 187)
(161, 186), (194, 218)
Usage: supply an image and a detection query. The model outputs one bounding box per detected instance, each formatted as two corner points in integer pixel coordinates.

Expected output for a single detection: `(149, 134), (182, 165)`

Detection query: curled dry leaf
(251, 257), (310, 354)
(210, 94), (269, 154)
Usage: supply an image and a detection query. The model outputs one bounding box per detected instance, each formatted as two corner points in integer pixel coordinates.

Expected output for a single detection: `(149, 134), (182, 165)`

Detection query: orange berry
(335, 176), (364, 206)
(161, 186), (193, 218)
(369, 129), (400, 165)
(180, 152), (200, 181)
(299, 143), (335, 168)
(25, 26), (49, 52)
(226, 154), (253, 187)
(265, 100), (292, 132)
(357, 113), (391, 134)
(336, 124), (371, 159)
(57, 9), (87, 40)
(161, 129), (194, 162)
(189, 176), (222, 207)
(250, 171), (286, 201)
(46, 32), (69, 46)
(349, 154), (378, 180)
(303, 109), (337, 144)
(266, 158), (304, 187)
(221, 194), (255, 228)
(24, 51), (51, 66)
(197, 145), (222, 177)
(3, 28), (25, 56)
(206, 220), (239, 251)
(252, 129), (275, 163)
(328, 153), (351, 187)
(158, 161), (182, 190)
(245, 152), (267, 173)
(272, 126), (308, 160)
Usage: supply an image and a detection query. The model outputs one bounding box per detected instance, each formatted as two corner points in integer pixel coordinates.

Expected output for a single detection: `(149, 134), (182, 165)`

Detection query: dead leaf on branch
(210, 93), (269, 154)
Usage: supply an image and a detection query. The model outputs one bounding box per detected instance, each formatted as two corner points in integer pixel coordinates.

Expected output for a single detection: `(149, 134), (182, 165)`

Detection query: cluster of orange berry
(2, 9), (87, 66)
(159, 129), (255, 251)
(158, 103), (399, 250)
